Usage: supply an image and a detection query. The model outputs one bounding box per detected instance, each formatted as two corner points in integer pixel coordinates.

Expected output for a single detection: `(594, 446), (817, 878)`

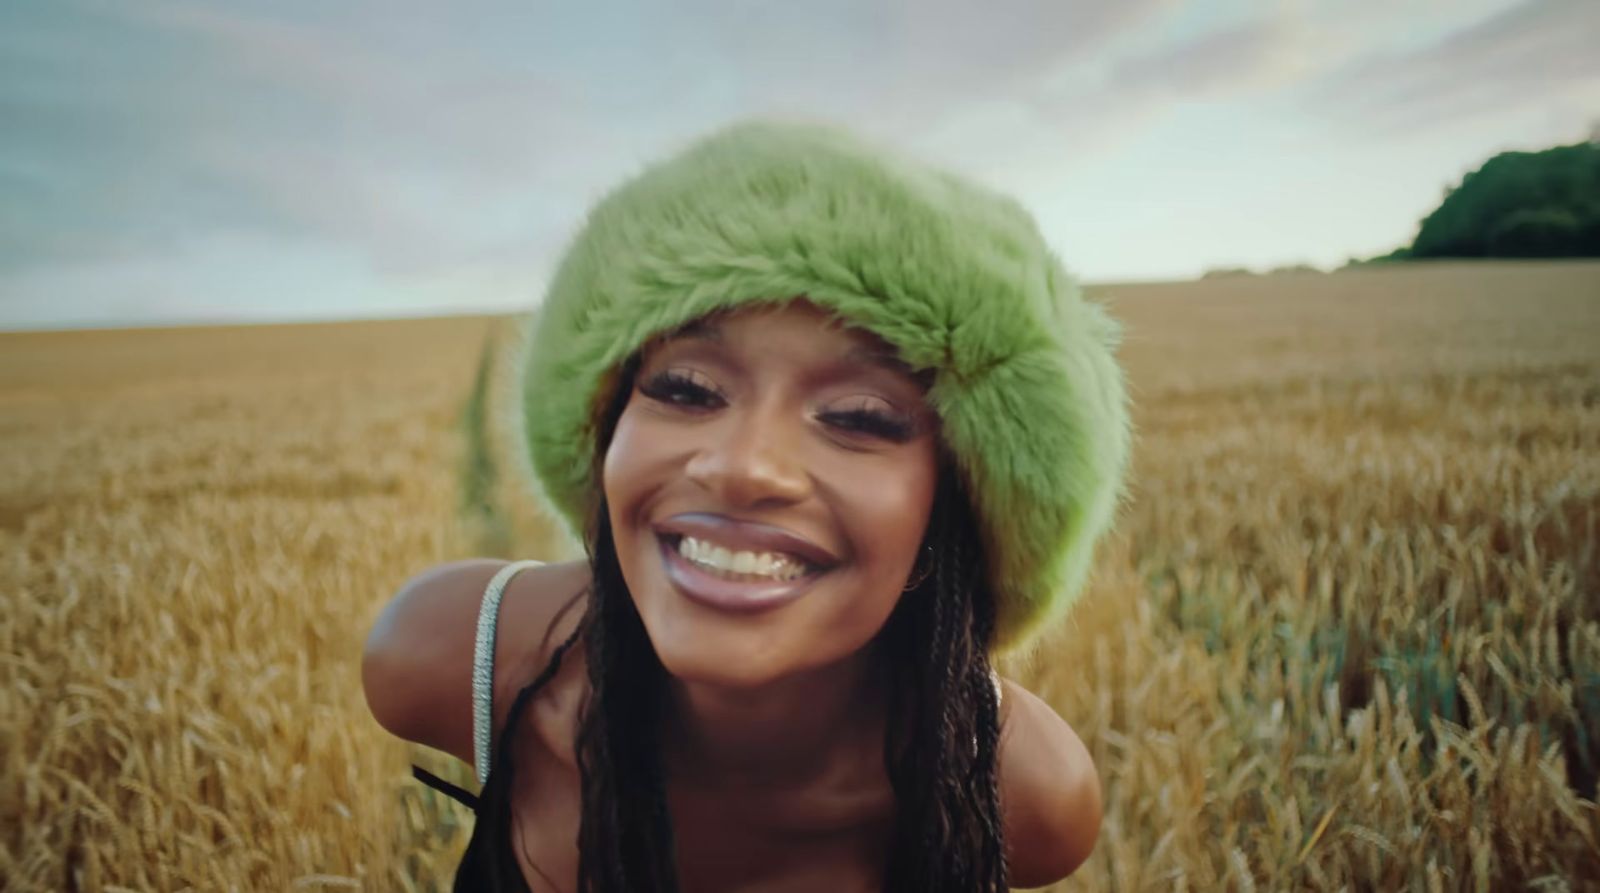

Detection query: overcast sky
(3, 0), (1596, 329)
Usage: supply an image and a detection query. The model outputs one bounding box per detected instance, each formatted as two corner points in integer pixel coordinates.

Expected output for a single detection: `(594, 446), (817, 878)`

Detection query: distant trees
(1403, 141), (1600, 260)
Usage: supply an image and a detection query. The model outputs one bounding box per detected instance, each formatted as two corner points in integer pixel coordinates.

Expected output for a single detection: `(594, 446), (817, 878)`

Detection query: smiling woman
(609, 304), (942, 689)
(361, 120), (1131, 892)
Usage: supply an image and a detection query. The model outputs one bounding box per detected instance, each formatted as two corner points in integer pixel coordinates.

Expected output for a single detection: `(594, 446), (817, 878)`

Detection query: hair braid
(453, 622), (584, 893)
(881, 467), (1008, 892)
(574, 507), (679, 891)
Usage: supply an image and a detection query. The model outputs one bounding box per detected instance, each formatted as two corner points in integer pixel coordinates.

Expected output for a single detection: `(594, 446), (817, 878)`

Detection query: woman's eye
(819, 403), (916, 443)
(638, 369), (724, 410)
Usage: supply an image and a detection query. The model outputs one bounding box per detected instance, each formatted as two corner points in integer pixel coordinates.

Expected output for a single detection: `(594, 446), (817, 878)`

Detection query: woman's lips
(652, 513), (840, 569)
(657, 534), (826, 613)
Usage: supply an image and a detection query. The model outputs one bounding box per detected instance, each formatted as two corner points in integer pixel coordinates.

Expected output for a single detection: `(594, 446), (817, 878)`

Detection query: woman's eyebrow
(844, 344), (915, 375)
(657, 319), (920, 380)
(669, 317), (723, 343)
(842, 343), (936, 392)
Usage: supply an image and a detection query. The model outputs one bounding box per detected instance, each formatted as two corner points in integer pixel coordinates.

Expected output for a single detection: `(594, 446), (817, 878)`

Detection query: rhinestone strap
(472, 559), (545, 785)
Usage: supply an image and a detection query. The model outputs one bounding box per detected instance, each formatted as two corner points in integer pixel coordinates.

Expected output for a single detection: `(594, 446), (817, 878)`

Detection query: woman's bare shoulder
(996, 677), (1103, 888)
(360, 557), (591, 767)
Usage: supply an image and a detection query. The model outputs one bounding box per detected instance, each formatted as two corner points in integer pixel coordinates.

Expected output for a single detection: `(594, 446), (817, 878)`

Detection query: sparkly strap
(472, 559), (544, 785)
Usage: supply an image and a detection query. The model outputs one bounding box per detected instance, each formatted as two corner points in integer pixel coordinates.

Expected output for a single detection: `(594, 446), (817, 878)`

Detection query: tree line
(1361, 139), (1600, 263)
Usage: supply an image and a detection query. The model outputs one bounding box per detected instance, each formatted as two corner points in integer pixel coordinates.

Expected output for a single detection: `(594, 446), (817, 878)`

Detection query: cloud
(1310, 0), (1600, 132)
(665, 0), (1185, 123)
(2, 0), (1200, 293)
(911, 6), (1322, 189)
(6, 0), (1590, 326)
(1107, 16), (1310, 99)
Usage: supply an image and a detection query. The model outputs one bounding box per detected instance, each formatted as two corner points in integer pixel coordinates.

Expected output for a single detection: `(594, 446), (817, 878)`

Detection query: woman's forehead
(652, 299), (913, 373)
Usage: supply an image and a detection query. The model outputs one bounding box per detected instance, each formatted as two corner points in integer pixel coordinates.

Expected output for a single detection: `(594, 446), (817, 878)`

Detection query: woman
(363, 120), (1132, 892)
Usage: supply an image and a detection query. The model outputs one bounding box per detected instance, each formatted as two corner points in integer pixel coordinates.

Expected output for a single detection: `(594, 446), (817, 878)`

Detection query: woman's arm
(360, 558), (590, 766)
(996, 678), (1103, 888)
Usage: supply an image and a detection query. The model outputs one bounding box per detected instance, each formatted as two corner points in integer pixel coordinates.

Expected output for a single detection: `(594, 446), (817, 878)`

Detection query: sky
(2, 0), (1596, 330)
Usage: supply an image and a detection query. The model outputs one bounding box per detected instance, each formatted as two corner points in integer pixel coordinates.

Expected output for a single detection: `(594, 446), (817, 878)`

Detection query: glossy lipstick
(657, 538), (824, 613)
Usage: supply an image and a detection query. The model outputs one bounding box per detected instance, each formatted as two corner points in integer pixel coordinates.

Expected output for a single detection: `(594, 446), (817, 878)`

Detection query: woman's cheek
(602, 403), (670, 508)
(601, 403), (644, 490)
(844, 460), (937, 583)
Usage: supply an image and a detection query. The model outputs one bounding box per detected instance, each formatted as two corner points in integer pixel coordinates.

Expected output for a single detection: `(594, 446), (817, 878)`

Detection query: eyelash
(637, 370), (916, 443)
(637, 369), (724, 410)
(818, 407), (915, 442)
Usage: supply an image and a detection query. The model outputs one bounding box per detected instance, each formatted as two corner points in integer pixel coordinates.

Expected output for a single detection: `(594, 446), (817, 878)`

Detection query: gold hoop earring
(902, 545), (935, 591)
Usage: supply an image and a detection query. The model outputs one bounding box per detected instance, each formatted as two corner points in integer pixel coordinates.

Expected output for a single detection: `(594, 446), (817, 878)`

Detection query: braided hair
(487, 356), (1008, 892)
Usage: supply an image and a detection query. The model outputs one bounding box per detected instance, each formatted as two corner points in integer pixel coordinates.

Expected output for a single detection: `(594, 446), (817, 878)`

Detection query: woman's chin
(648, 632), (797, 690)
(623, 560), (894, 692)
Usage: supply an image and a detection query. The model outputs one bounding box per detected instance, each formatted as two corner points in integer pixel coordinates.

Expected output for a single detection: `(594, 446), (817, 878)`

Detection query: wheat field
(3, 260), (1597, 891)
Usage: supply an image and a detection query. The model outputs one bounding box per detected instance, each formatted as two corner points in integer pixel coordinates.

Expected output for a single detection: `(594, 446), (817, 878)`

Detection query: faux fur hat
(519, 119), (1132, 654)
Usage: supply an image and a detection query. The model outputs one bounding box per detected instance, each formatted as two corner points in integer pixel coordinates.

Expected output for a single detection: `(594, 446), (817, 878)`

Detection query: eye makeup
(636, 366), (928, 444)
(637, 368), (724, 410)
(816, 399), (918, 443)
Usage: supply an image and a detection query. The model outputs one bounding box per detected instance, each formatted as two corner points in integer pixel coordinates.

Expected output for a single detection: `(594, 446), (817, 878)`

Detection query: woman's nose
(684, 406), (810, 508)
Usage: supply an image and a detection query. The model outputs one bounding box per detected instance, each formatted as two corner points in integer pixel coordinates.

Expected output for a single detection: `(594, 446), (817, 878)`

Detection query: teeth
(676, 535), (807, 581)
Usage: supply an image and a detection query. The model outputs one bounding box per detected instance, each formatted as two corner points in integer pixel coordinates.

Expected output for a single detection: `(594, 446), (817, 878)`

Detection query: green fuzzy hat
(519, 119), (1132, 654)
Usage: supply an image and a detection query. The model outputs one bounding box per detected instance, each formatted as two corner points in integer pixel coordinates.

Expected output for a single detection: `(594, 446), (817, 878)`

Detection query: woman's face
(603, 299), (941, 688)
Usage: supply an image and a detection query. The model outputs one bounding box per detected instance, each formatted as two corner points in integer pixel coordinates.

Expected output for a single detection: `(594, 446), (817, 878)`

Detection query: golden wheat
(2, 261), (1597, 890)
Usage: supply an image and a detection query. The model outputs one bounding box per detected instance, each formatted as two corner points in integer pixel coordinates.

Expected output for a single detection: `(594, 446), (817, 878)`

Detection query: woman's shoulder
(360, 557), (592, 768)
(996, 677), (1103, 887)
